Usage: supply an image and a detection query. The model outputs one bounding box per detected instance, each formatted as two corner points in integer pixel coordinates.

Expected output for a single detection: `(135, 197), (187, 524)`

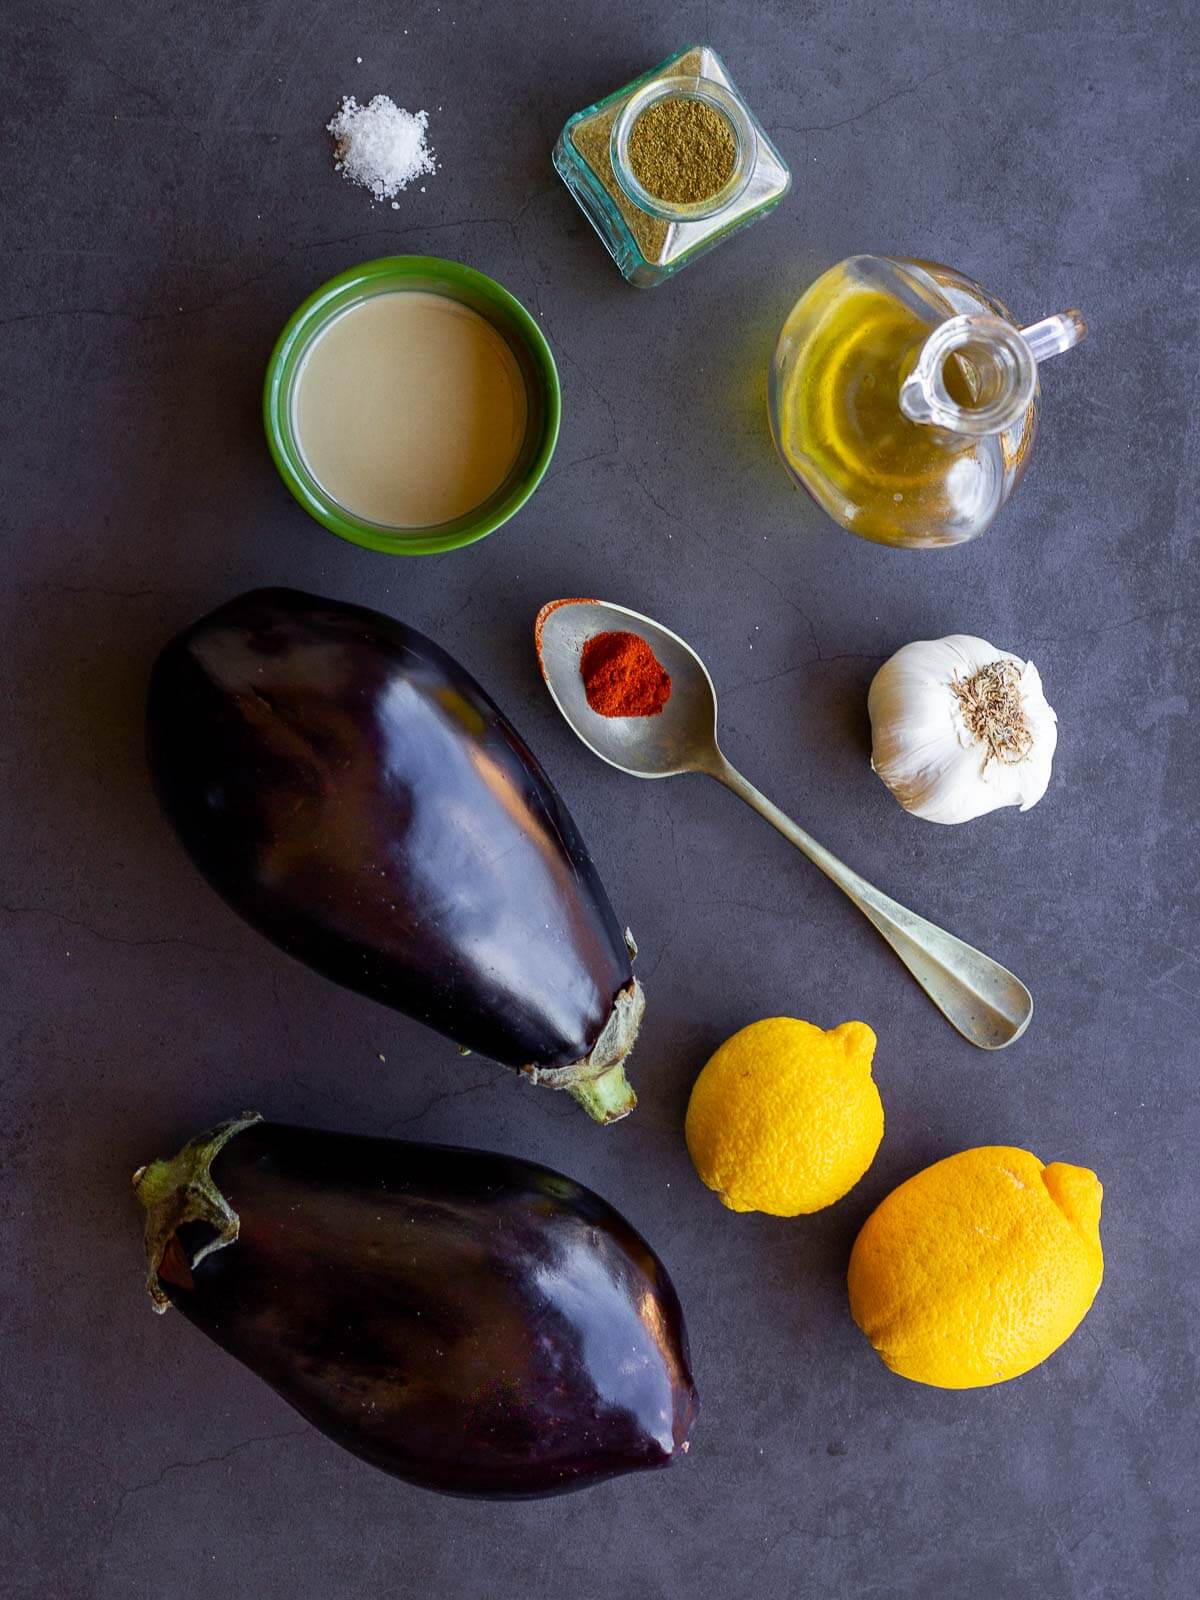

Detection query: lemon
(848, 1145), (1103, 1388)
(684, 1018), (883, 1216)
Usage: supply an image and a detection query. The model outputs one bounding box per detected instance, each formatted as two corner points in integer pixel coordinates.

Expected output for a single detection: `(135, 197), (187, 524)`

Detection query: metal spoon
(535, 598), (1032, 1050)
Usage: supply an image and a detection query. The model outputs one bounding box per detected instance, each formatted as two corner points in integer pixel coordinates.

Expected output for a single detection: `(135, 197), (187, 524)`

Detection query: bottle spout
(899, 314), (1034, 435)
(897, 368), (939, 426)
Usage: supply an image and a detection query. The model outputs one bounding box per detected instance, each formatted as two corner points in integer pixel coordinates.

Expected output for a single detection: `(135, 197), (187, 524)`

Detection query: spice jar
(553, 45), (791, 287)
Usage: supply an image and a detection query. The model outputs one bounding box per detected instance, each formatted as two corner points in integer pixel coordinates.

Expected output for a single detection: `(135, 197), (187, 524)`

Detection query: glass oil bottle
(770, 255), (1087, 547)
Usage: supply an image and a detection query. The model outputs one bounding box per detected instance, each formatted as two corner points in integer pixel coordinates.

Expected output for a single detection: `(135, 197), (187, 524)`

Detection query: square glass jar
(553, 44), (791, 287)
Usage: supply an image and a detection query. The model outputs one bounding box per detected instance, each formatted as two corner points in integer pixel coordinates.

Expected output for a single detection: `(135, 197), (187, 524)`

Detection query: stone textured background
(2, 2), (1196, 1596)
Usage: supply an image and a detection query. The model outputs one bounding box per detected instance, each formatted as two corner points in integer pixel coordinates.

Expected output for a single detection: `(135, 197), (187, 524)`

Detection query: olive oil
(774, 269), (999, 546)
(769, 256), (1071, 548)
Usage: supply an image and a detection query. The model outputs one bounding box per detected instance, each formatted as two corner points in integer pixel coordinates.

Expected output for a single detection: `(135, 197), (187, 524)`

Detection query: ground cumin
(570, 106), (667, 262)
(580, 631), (672, 718)
(627, 97), (736, 203)
(568, 47), (707, 263)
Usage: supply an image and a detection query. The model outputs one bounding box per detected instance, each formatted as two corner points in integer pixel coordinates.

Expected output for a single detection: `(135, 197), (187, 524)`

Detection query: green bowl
(263, 256), (561, 555)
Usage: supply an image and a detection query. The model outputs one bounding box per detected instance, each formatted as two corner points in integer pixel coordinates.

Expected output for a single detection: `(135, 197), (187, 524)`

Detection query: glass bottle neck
(899, 308), (1087, 437)
(899, 314), (1037, 437)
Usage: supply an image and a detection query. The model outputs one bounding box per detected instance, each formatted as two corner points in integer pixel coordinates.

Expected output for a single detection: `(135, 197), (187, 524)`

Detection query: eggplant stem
(132, 1112), (262, 1314)
(568, 1062), (638, 1124)
(521, 978), (644, 1122)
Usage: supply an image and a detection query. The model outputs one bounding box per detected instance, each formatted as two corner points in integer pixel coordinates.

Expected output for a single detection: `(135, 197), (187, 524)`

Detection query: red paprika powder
(580, 630), (672, 717)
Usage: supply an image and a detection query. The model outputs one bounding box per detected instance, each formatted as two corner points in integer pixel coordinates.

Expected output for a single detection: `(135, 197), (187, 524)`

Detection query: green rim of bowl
(263, 256), (561, 555)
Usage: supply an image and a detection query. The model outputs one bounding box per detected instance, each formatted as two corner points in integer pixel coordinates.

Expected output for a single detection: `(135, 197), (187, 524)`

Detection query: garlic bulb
(868, 635), (1057, 824)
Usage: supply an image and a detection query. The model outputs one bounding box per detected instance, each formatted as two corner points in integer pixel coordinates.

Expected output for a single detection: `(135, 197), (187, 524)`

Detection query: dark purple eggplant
(135, 1114), (697, 1498)
(146, 588), (642, 1122)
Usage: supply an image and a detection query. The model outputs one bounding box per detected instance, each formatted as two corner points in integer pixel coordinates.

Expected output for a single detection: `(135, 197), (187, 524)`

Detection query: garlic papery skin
(868, 635), (1057, 825)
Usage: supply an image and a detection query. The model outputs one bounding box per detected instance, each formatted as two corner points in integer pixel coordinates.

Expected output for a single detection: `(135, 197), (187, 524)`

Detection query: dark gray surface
(2, 1), (1196, 1595)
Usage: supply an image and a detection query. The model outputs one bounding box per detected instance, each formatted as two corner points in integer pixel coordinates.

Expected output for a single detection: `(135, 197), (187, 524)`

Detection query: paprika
(580, 630), (672, 718)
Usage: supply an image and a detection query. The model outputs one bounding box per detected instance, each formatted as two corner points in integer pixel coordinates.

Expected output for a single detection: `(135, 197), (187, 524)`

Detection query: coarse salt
(327, 94), (436, 202)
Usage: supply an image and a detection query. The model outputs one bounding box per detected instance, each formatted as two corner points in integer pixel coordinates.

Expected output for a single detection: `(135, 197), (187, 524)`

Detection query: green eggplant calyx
(568, 1062), (638, 1124)
(133, 1112), (262, 1314)
(522, 976), (644, 1123)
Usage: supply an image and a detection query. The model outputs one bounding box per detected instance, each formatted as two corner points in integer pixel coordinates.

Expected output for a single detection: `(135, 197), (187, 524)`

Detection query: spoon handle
(710, 758), (1032, 1050)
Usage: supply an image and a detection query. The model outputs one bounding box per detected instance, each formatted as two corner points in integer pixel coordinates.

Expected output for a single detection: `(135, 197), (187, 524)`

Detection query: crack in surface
(727, 649), (887, 693)
(739, 557), (824, 659)
(0, 901), (228, 956)
(552, 343), (621, 456)
(92, 1425), (310, 1590)
(772, 55), (974, 137)
(1028, 603), (1192, 645)
(385, 1065), (510, 1130)
(627, 462), (682, 524)
(506, 182), (561, 323)
(46, 7), (171, 113)
(0, 202), (548, 333)
(544, 447), (614, 484)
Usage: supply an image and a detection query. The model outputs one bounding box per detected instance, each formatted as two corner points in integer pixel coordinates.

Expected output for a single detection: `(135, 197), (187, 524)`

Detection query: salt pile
(327, 95), (437, 202)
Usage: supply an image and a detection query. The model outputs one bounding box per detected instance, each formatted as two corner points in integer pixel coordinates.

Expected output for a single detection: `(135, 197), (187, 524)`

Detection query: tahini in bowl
(263, 256), (560, 556)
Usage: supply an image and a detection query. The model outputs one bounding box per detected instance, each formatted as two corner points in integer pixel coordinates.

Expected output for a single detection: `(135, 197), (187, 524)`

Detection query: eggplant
(134, 1114), (698, 1498)
(147, 589), (642, 1122)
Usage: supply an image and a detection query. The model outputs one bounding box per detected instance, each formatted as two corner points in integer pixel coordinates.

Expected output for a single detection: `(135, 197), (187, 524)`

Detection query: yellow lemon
(848, 1145), (1103, 1388)
(685, 1018), (883, 1215)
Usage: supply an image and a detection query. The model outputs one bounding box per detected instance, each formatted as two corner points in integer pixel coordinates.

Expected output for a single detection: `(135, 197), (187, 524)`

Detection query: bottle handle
(1019, 310), (1088, 364)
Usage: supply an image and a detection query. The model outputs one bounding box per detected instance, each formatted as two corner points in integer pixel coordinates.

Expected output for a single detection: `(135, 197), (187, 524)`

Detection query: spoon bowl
(534, 597), (1033, 1052)
(535, 599), (719, 777)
